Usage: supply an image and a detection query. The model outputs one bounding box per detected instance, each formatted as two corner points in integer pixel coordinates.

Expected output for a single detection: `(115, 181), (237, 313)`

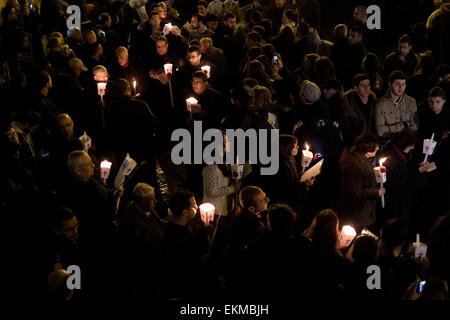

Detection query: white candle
(164, 63), (173, 75)
(199, 203), (215, 226)
(301, 143), (313, 169)
(186, 97), (198, 106)
(423, 133), (436, 163)
(97, 82), (107, 96)
(374, 157), (387, 208)
(340, 225), (357, 247)
(100, 160), (112, 181)
(201, 65), (211, 78)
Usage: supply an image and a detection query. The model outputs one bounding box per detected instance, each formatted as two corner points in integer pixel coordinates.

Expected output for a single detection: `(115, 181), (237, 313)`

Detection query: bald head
(56, 113), (74, 139)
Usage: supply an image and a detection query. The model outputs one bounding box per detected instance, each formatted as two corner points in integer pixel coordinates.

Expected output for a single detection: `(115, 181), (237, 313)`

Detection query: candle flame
(199, 203), (215, 212)
(342, 225), (357, 236)
(305, 144), (309, 151)
(379, 157), (387, 166)
(186, 97), (198, 105)
(100, 160), (112, 169)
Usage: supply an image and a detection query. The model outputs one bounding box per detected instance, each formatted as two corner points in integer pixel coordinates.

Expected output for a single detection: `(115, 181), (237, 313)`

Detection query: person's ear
(248, 205), (256, 214)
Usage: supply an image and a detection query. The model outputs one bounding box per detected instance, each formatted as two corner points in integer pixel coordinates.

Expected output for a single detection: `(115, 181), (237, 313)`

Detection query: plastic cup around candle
(422, 139), (437, 155)
(201, 65), (211, 78)
(100, 160), (112, 180)
(301, 150), (313, 168)
(97, 82), (107, 96)
(164, 63), (173, 75)
(199, 203), (215, 226)
(340, 225), (357, 248)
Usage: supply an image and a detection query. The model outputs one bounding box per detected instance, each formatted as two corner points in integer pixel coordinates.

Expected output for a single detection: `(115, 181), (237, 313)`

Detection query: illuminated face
(323, 88), (337, 99)
(94, 69), (108, 82)
(76, 153), (95, 181)
(428, 96), (446, 114)
(353, 8), (366, 23)
(85, 31), (97, 44)
(150, 14), (161, 29)
(198, 4), (207, 16)
(5, 127), (19, 145)
(348, 31), (362, 45)
(191, 16), (199, 29)
(156, 40), (168, 56)
(291, 142), (299, 157)
(192, 77), (207, 95)
(56, 217), (79, 241)
(252, 191), (269, 214)
(188, 51), (202, 67)
(398, 42), (411, 57)
(389, 79), (406, 97)
(225, 17), (236, 29)
(200, 40), (211, 53)
(186, 196), (198, 220)
(207, 20), (219, 31)
(117, 51), (129, 67)
(159, 5), (167, 19)
(355, 79), (370, 99)
(275, 0), (286, 9)
(143, 190), (157, 211)
(57, 117), (74, 140)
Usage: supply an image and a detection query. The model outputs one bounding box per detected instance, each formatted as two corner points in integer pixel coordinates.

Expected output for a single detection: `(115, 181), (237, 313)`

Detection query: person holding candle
(185, 70), (224, 128)
(59, 150), (124, 295)
(163, 190), (209, 299)
(378, 129), (427, 227)
(104, 78), (158, 186)
(112, 46), (147, 97)
(417, 86), (450, 220)
(304, 209), (350, 299)
(338, 133), (385, 229)
(269, 134), (315, 222)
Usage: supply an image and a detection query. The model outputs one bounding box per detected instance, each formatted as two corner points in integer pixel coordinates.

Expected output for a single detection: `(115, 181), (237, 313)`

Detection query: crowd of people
(1, 0), (449, 301)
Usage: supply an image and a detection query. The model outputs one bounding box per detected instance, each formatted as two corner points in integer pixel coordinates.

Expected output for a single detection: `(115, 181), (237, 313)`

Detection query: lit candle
(199, 203), (215, 226)
(340, 225), (357, 248)
(423, 133), (436, 163)
(100, 160), (112, 182)
(186, 97), (198, 120)
(132, 78), (137, 90)
(97, 82), (107, 97)
(301, 143), (313, 172)
(164, 63), (173, 75)
(374, 157), (387, 208)
(201, 65), (211, 78)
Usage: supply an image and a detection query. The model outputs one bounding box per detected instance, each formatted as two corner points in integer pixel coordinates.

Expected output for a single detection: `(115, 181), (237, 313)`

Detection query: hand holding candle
(374, 157), (387, 208)
(97, 82), (107, 101)
(199, 203), (215, 226)
(164, 63), (173, 75)
(163, 23), (173, 35)
(100, 160), (112, 182)
(423, 133), (436, 163)
(186, 97), (200, 119)
(339, 225), (357, 248)
(301, 143), (313, 173)
(201, 65), (211, 78)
